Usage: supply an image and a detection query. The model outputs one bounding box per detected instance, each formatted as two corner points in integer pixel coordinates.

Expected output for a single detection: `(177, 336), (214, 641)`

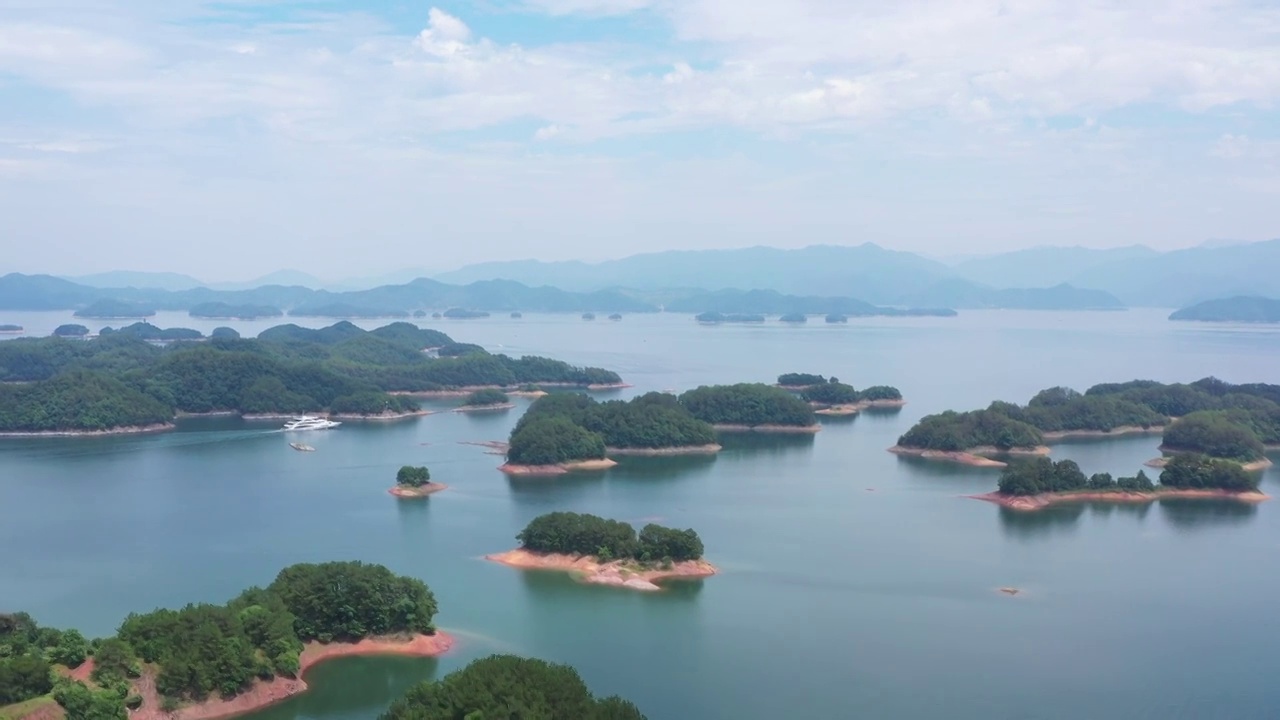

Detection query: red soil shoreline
(969, 489), (1270, 512)
(498, 459), (619, 476)
(130, 633), (454, 720)
(887, 445), (1051, 468)
(0, 422), (175, 438)
(485, 549), (716, 592)
(1041, 425), (1165, 441)
(388, 482), (449, 498)
(452, 403), (516, 413)
(604, 444), (722, 456)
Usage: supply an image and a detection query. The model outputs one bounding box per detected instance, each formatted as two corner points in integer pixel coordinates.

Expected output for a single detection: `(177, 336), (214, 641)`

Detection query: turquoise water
(3, 309), (1280, 719)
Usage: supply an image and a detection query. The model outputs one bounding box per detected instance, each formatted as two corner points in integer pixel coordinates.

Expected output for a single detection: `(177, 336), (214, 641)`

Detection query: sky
(2, 0), (1279, 281)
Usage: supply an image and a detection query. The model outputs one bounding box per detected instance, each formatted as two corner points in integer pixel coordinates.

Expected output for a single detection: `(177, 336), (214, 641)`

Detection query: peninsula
(1169, 296), (1280, 323)
(890, 378), (1280, 467)
(971, 455), (1268, 511)
(487, 511), (716, 592)
(0, 321), (623, 435)
(452, 389), (515, 412)
(0, 562), (451, 720)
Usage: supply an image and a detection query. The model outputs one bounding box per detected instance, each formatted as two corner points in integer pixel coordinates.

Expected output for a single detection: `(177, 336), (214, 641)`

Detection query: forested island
(0, 323), (21, 334)
(73, 299), (155, 319)
(443, 308), (489, 319)
(776, 374), (904, 415)
(0, 562), (451, 720)
(0, 321), (623, 434)
(501, 392), (718, 474)
(487, 511), (715, 592)
(1169, 296), (1280, 323)
(454, 388), (514, 412)
(52, 324), (89, 337)
(695, 312), (765, 323)
(100, 322), (203, 342)
(779, 313), (807, 323)
(891, 378), (1280, 468)
(382, 655), (645, 720)
(389, 465), (446, 498)
(189, 302), (283, 319)
(972, 455), (1268, 511)
(679, 383), (819, 432)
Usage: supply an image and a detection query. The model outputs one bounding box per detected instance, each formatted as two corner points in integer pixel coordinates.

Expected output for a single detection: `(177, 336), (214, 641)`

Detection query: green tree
(397, 466), (432, 487)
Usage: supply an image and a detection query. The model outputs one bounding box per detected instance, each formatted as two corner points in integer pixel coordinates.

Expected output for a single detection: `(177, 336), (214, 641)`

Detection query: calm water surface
(3, 309), (1280, 720)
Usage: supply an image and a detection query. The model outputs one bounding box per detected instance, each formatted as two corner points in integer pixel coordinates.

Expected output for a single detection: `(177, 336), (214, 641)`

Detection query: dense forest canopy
(996, 455), (1257, 496)
(397, 466), (432, 487)
(463, 389), (509, 406)
(2, 562), (438, 716)
(517, 512), (704, 562)
(0, 322), (621, 432)
(506, 416), (608, 465)
(100, 322), (203, 342)
(777, 373), (827, 387)
(796, 379), (903, 406)
(510, 392), (716, 455)
(380, 655), (645, 720)
(898, 378), (1280, 460)
(52, 323), (89, 337)
(678, 383), (816, 427)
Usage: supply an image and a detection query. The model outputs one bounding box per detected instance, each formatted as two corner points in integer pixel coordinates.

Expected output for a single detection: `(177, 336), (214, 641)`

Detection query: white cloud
(414, 8), (472, 56)
(534, 124), (562, 140)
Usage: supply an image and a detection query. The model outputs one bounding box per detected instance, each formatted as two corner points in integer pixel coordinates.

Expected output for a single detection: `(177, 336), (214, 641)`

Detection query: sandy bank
(0, 423), (174, 438)
(129, 633), (453, 720)
(460, 440), (509, 451)
(330, 410), (432, 421)
(887, 445), (1051, 468)
(452, 403), (516, 413)
(970, 489), (1270, 512)
(389, 482), (448, 498)
(1041, 425), (1165, 441)
(605, 444), (722, 456)
(1144, 452), (1273, 472)
(712, 423), (822, 434)
(811, 398), (906, 416)
(498, 459), (618, 476)
(486, 549), (716, 592)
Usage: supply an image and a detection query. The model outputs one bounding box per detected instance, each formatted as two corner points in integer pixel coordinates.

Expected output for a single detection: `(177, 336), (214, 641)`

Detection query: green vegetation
(517, 512), (704, 562)
(436, 342), (486, 357)
(73, 299), (155, 319)
(0, 614), (56, 705)
(51, 680), (126, 720)
(695, 311), (764, 323)
(189, 302), (283, 319)
(397, 466), (432, 487)
(897, 409), (1043, 451)
(443, 308), (489, 319)
(507, 416), (607, 465)
(0, 322), (621, 433)
(380, 655), (645, 720)
(509, 393), (715, 458)
(289, 303), (409, 318)
(463, 389), (509, 406)
(777, 373), (826, 387)
(100, 322), (202, 342)
(798, 380), (902, 406)
(52, 323), (89, 337)
(997, 455), (1257, 496)
(860, 385), (903, 401)
(678, 383), (815, 427)
(1170, 296), (1280, 323)
(898, 378), (1280, 461)
(779, 312), (807, 323)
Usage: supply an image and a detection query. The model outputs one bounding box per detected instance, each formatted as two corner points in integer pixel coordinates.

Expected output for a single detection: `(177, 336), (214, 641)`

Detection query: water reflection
(998, 505), (1085, 541)
(717, 432), (816, 456)
(608, 454), (718, 486)
(245, 655), (440, 720)
(1158, 499), (1258, 530)
(504, 470), (611, 506)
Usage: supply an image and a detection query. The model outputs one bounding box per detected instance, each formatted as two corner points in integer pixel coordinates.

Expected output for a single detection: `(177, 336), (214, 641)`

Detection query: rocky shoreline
(388, 482), (449, 498)
(1041, 425), (1165, 441)
(498, 459), (619, 476)
(887, 445), (1051, 468)
(485, 549), (717, 592)
(970, 489), (1271, 512)
(1144, 452), (1273, 472)
(0, 422), (175, 438)
(452, 403), (516, 413)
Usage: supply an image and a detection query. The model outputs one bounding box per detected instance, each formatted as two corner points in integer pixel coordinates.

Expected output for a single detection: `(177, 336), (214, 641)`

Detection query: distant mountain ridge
(1170, 296), (1280, 323)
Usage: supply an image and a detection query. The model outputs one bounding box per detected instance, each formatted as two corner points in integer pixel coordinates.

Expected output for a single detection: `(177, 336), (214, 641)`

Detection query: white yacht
(282, 416), (341, 431)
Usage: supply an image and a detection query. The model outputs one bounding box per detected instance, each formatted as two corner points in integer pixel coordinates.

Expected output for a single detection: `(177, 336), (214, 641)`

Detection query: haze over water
(3, 309), (1279, 720)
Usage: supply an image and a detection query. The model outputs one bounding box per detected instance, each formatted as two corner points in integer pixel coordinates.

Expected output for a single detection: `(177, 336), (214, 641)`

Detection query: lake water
(3, 309), (1280, 720)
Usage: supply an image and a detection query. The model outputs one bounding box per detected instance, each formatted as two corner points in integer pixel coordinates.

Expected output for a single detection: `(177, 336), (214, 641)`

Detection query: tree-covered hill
(1169, 296), (1280, 323)
(678, 384), (816, 427)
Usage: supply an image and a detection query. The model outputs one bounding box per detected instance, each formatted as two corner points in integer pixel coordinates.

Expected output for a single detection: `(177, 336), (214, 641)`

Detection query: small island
(389, 464), (447, 497)
(383, 655), (646, 719)
(0, 323), (22, 334)
(0, 562), (451, 720)
(443, 308), (490, 319)
(581, 312), (596, 320)
(825, 313), (847, 323)
(453, 389), (515, 412)
(779, 312), (807, 323)
(1169, 296), (1280, 323)
(189, 301), (284, 320)
(73, 299), (156, 319)
(510, 311), (522, 318)
(51, 323), (90, 338)
(890, 378), (1280, 467)
(487, 511), (716, 592)
(679, 383), (819, 432)
(972, 455), (1268, 511)
(777, 374), (905, 414)
(608, 313), (622, 321)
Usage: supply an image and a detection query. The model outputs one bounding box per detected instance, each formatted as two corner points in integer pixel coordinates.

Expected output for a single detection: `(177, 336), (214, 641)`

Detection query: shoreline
(330, 410), (432, 421)
(452, 403), (516, 413)
(498, 458), (619, 476)
(1144, 452), (1273, 472)
(485, 549), (717, 592)
(605, 444), (722, 456)
(392, 382), (629, 398)
(712, 423), (822, 434)
(1042, 425), (1165, 441)
(888, 445), (1051, 468)
(0, 422), (174, 438)
(130, 632), (454, 720)
(388, 482), (449, 498)
(970, 489), (1271, 512)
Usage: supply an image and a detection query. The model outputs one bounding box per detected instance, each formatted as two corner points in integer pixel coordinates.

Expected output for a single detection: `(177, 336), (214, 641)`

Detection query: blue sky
(1, 0), (1278, 280)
